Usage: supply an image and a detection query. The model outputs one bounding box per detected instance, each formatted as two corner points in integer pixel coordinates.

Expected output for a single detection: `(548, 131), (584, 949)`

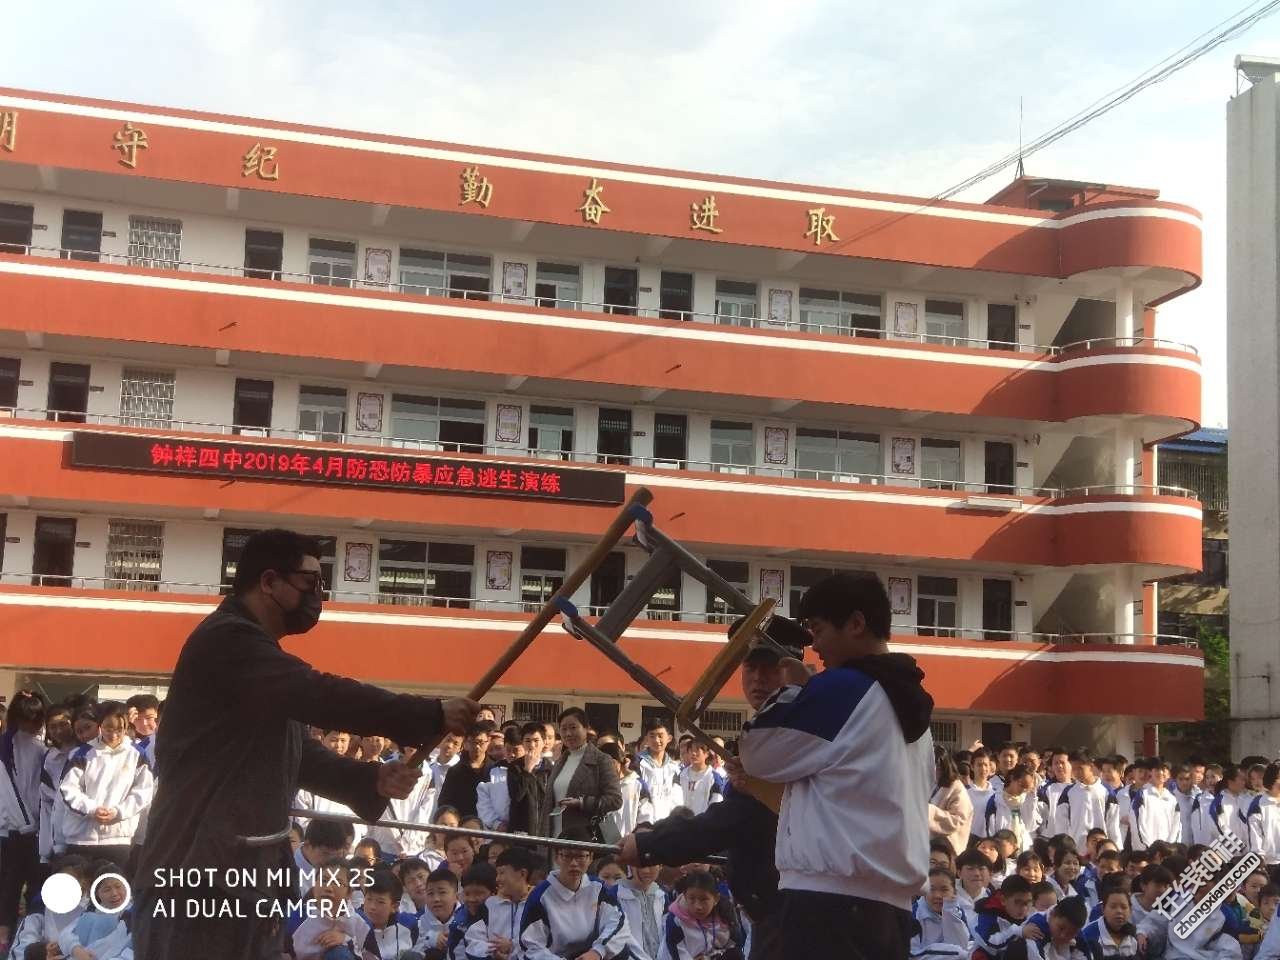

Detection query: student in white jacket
(634, 720), (683, 822)
(367, 771), (437, 859)
(675, 742), (723, 817)
(0, 691), (52, 948)
(1191, 764), (1250, 849)
(615, 859), (668, 960)
(740, 572), (934, 959)
(909, 869), (972, 958)
(1129, 760), (1182, 852)
(59, 701), (154, 871)
(465, 846), (537, 959)
(519, 847), (631, 960)
(477, 764), (511, 830)
(1246, 762), (1280, 865)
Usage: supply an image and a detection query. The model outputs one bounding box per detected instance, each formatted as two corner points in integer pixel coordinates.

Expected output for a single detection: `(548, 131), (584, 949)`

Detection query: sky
(5, 0), (1271, 427)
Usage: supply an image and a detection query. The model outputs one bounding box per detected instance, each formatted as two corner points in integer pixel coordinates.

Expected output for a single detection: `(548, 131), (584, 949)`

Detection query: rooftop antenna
(1015, 96), (1026, 178)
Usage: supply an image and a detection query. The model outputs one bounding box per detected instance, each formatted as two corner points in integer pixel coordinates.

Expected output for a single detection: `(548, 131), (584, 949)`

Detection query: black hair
(1096, 848), (1121, 864)
(50, 853), (92, 883)
(930, 838), (956, 860)
(927, 867), (956, 885)
(232, 528), (321, 594)
(1054, 896), (1088, 929)
(126, 694), (160, 713)
(95, 701), (127, 727)
(1052, 846), (1081, 870)
(1015, 851), (1043, 871)
(7, 690), (46, 728)
(1030, 880), (1055, 900)
(444, 833), (474, 851)
(1047, 746), (1071, 763)
(519, 721), (545, 740)
(432, 805), (462, 823)
(467, 720), (497, 739)
(1134, 863), (1174, 892)
(355, 837), (383, 859)
(365, 868), (403, 903)
(1002, 763), (1033, 788)
(303, 819), (348, 850)
(999, 874), (1032, 896)
(90, 858), (123, 880)
(935, 744), (960, 788)
(956, 849), (990, 871)
(971, 747), (993, 762)
(796, 571), (891, 638)
(556, 707), (589, 727)
(461, 862), (498, 892)
(503, 726), (521, 747)
(1119, 850), (1148, 869)
(495, 846), (537, 878)
(641, 716), (670, 735)
(1147, 840), (1172, 860)
(1261, 883), (1280, 900)
(589, 854), (622, 877)
(680, 869), (720, 897)
(1265, 763), (1280, 791)
(1097, 872), (1130, 899)
(424, 865), (459, 888)
(596, 740), (627, 770)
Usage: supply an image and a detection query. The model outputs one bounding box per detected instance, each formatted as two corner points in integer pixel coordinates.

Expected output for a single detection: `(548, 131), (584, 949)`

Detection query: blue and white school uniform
(476, 765), (510, 830)
(1079, 917), (1140, 957)
(635, 753), (683, 821)
(56, 910), (132, 960)
(10, 894), (87, 956)
(464, 893), (529, 959)
(519, 871), (630, 960)
(368, 774), (437, 858)
(59, 736), (154, 847)
(357, 906), (420, 959)
(418, 906), (456, 954)
(675, 765), (723, 816)
(616, 881), (669, 960)
(446, 902), (487, 960)
(1017, 910), (1088, 959)
(908, 896), (972, 957)
(658, 894), (739, 960)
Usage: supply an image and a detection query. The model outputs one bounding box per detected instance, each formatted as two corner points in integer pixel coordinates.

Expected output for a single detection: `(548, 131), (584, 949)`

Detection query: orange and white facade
(0, 89), (1205, 751)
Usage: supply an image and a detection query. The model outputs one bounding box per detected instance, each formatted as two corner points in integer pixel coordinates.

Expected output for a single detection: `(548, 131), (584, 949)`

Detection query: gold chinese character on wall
(460, 166), (493, 208)
(576, 178), (611, 225)
(804, 207), (839, 246)
(690, 194), (723, 234)
(112, 122), (149, 169)
(0, 112), (16, 153)
(242, 142), (280, 181)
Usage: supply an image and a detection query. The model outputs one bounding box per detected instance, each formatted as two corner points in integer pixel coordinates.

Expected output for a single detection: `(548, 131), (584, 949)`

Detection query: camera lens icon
(42, 870), (132, 915)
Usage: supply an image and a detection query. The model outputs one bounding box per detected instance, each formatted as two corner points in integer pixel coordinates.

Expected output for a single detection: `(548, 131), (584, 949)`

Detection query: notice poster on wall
(894, 301), (918, 337)
(760, 568), (784, 603)
(502, 262), (528, 299)
(767, 288), (793, 326)
(356, 392), (384, 432)
(496, 403), (522, 443)
(344, 542), (372, 583)
(486, 550), (513, 590)
(764, 426), (789, 465)
(888, 576), (913, 615)
(891, 437), (916, 475)
(364, 247), (392, 286)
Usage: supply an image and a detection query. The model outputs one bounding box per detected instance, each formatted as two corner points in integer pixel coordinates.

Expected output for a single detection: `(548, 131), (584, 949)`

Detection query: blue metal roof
(1160, 427), (1227, 454)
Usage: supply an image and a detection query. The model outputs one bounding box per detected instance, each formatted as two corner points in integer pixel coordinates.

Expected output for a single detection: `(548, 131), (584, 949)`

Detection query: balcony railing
(0, 573), (1200, 647)
(0, 408), (1198, 502)
(7, 245), (1200, 357)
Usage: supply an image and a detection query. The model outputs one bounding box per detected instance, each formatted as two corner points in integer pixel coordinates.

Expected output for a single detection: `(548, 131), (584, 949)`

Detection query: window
(597, 408), (631, 464)
(308, 238), (355, 287)
(702, 709), (745, 732)
(789, 565), (838, 613)
(641, 705), (675, 735)
(604, 267), (638, 315)
(0, 202), (34, 253)
(930, 720), (959, 750)
(921, 438), (963, 489)
(61, 211), (102, 262)
(244, 229), (284, 280)
(399, 248), (491, 300)
(710, 420), (754, 472)
(233, 378), (274, 434)
(0, 357), (18, 410)
(917, 576), (958, 637)
(982, 579), (1013, 639)
(512, 699), (562, 723)
(987, 303), (1017, 349)
(714, 279), (758, 326)
(984, 441), (1015, 493)
(378, 540), (475, 608)
(1190, 538), (1229, 588)
(795, 428), (881, 482)
(660, 271), (694, 320)
(47, 362), (90, 423)
(589, 552), (627, 613)
(119, 368), (175, 428)
(127, 216), (182, 269)
(520, 546), (566, 613)
(653, 413), (688, 468)
(798, 288), (882, 337)
(924, 299), (965, 346)
(529, 405), (574, 459)
(298, 385), (347, 441)
(105, 519), (164, 591)
(32, 516), (76, 587)
(390, 394), (486, 452)
(981, 722), (1013, 747)
(706, 559), (750, 624)
(535, 262), (581, 309)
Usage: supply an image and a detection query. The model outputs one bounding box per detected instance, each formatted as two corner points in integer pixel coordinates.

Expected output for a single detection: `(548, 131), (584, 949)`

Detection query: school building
(0, 88), (1206, 753)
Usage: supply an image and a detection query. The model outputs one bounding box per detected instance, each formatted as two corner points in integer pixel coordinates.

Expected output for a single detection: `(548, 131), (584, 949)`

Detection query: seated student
(972, 874), (1035, 958)
(1048, 848), (1088, 903)
(1258, 883), (1280, 935)
(1079, 887), (1140, 957)
(955, 848), (995, 911)
(417, 865), (461, 954)
(1119, 851), (1148, 881)
(447, 863), (498, 959)
(359, 868), (420, 959)
(10, 853), (91, 960)
(465, 846), (538, 960)
(294, 819), (350, 898)
(1092, 850), (1122, 889)
(909, 867), (972, 958)
(617, 851), (668, 960)
(1006, 895), (1089, 960)
(444, 833), (477, 880)
(976, 837), (1010, 885)
(1031, 882), (1058, 915)
(59, 700), (155, 874)
(1085, 873), (1130, 925)
(461, 817), (487, 855)
(420, 806), (462, 871)
(659, 869), (743, 960)
(1017, 851), (1046, 886)
(56, 862), (133, 960)
(520, 846), (631, 960)
(290, 857), (372, 960)
(590, 856), (627, 888)
(930, 839), (958, 876)
(353, 836), (384, 867)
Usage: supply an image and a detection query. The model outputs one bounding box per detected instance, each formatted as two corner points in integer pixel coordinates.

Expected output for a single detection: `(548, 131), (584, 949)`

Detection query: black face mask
(274, 587), (322, 635)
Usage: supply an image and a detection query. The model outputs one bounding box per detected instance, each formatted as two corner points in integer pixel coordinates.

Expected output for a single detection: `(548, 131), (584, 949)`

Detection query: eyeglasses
(558, 851), (592, 863)
(285, 570), (327, 594)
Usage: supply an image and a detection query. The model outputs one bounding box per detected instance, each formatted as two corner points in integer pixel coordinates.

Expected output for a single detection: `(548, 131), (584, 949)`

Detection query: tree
(1163, 627), (1230, 759)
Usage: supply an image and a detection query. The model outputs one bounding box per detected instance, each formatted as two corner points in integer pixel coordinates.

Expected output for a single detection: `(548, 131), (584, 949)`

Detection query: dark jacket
(507, 758), (552, 835)
(538, 743), (622, 839)
(438, 760), (490, 819)
(132, 595), (445, 960)
(635, 783), (780, 922)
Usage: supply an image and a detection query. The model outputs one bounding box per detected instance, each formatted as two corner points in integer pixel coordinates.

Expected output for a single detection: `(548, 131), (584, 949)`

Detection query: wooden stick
(410, 487), (655, 768)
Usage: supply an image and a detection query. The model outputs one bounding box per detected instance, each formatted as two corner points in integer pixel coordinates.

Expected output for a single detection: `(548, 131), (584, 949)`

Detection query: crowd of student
(8, 674), (1280, 958)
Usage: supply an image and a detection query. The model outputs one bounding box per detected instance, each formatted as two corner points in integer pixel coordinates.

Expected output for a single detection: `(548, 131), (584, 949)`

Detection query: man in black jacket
(132, 529), (479, 960)
(618, 615), (811, 960)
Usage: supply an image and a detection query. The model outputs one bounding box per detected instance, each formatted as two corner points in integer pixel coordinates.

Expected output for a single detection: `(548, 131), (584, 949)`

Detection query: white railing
(0, 573), (1202, 647)
(7, 244), (1200, 357)
(0, 408), (1198, 502)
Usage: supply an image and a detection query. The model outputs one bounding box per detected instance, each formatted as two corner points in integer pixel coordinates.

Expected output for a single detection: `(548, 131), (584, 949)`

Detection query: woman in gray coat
(540, 707), (622, 840)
